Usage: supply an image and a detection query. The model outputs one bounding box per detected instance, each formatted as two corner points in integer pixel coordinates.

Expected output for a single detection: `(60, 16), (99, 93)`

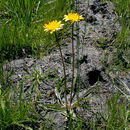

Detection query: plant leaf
(39, 104), (66, 111)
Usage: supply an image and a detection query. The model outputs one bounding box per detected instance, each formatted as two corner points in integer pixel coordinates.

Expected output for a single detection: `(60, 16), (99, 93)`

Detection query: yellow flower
(44, 20), (64, 34)
(63, 13), (84, 23)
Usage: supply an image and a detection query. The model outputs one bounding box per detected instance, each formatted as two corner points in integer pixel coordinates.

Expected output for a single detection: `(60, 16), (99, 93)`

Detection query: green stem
(70, 23), (74, 107)
(55, 33), (68, 110)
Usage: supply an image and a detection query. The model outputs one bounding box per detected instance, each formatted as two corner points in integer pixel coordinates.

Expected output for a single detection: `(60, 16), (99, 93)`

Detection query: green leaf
(0, 84), (1, 95)
(12, 122), (33, 130)
(72, 97), (92, 109)
(39, 104), (66, 111)
(0, 97), (5, 113)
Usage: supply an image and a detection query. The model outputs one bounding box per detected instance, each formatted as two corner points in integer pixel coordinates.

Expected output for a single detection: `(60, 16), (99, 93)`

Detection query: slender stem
(70, 23), (74, 107)
(55, 33), (68, 110)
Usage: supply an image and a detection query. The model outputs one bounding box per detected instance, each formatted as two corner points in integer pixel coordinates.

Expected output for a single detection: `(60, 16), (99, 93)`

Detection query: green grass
(0, 0), (72, 62)
(0, 80), (36, 129)
(0, 64), (36, 129)
(108, 0), (129, 70)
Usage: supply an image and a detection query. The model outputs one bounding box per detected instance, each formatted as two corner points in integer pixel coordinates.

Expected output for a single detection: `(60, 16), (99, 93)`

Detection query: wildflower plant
(43, 20), (68, 112)
(63, 13), (84, 107)
(43, 12), (84, 123)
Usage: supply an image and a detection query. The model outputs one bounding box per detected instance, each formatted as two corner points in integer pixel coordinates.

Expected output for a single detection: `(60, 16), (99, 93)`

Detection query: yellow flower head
(44, 20), (64, 34)
(63, 13), (84, 23)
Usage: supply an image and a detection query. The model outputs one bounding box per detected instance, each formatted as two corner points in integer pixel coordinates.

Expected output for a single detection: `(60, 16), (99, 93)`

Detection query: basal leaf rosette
(44, 20), (64, 34)
(63, 13), (84, 23)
